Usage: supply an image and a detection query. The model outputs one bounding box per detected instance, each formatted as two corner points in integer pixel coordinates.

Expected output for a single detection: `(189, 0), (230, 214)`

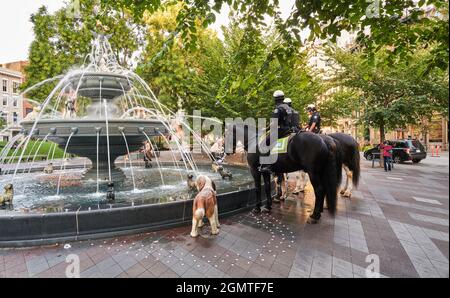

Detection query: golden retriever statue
(0, 184), (14, 205)
(190, 175), (220, 238)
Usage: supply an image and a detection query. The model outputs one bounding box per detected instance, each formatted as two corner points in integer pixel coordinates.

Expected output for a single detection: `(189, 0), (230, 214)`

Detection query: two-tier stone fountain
(0, 34), (257, 247)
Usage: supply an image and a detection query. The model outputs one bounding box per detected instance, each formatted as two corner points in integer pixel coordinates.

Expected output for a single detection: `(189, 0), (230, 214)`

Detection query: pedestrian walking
(380, 141), (393, 172)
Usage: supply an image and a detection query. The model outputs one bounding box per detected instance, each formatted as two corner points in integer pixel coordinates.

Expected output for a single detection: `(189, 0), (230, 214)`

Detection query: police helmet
(273, 90), (285, 101)
(307, 104), (316, 112)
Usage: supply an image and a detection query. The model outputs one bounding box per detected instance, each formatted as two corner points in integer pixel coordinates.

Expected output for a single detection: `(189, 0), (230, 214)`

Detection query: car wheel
(394, 156), (402, 164)
(413, 159), (421, 164)
(366, 154), (374, 161)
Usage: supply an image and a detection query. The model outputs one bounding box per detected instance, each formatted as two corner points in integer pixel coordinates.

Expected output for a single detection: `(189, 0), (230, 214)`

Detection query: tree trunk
(380, 124), (385, 143)
(379, 124), (385, 167)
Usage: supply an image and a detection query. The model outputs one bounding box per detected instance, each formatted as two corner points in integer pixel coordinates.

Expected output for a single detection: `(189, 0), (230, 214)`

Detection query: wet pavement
(0, 156), (448, 278)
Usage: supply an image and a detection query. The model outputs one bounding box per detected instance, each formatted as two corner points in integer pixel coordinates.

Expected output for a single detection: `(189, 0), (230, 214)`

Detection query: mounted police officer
(272, 90), (293, 139)
(284, 98), (300, 133)
(259, 91), (293, 176)
(306, 104), (321, 134)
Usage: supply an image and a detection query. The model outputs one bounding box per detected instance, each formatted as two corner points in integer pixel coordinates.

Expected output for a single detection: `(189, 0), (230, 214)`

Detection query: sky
(0, 0), (295, 64)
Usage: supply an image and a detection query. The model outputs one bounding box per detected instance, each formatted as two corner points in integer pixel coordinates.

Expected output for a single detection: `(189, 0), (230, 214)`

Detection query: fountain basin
(0, 188), (262, 247)
(21, 119), (170, 180)
(0, 164), (263, 248)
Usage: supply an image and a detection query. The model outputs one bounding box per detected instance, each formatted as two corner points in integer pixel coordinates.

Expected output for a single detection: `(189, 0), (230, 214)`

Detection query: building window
(2, 96), (6, 106)
(2, 79), (7, 93)
(13, 97), (18, 107)
(12, 82), (20, 94)
(13, 112), (18, 124)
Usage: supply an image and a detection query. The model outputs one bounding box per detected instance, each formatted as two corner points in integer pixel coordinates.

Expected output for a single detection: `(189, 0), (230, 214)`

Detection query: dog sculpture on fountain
(218, 166), (233, 180)
(190, 175), (220, 238)
(44, 163), (54, 174)
(0, 184), (14, 205)
(187, 174), (197, 192)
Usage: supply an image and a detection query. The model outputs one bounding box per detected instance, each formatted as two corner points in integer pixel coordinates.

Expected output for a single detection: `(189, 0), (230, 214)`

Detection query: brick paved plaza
(0, 155), (448, 278)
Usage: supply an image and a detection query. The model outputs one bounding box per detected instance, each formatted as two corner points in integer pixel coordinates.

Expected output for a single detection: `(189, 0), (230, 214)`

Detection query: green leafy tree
(137, 5), (318, 121)
(101, 0), (449, 72)
(332, 48), (448, 142)
(137, 4), (226, 115)
(213, 19), (317, 121)
(0, 117), (6, 130)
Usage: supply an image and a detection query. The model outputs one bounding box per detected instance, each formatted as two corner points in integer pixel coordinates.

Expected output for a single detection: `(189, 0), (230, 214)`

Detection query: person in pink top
(380, 141), (393, 172)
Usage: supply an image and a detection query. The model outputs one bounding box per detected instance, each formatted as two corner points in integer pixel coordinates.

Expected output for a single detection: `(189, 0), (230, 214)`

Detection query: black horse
(225, 124), (343, 223)
(327, 133), (361, 198)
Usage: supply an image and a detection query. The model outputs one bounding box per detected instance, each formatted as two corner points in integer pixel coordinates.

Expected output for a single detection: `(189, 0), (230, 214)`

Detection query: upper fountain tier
(68, 33), (133, 100)
(69, 72), (131, 100)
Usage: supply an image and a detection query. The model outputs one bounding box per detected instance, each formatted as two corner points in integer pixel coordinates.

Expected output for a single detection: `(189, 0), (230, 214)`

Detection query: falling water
(120, 131), (136, 190)
(103, 98), (112, 182)
(56, 131), (75, 196)
(158, 132), (184, 182)
(0, 134), (22, 164)
(96, 130), (100, 193)
(142, 131), (165, 186)
(4, 135), (31, 174)
(12, 69), (81, 179)
(28, 133), (51, 173)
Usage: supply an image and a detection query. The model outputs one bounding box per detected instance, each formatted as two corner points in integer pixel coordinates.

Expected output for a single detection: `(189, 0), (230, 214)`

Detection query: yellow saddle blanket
(271, 137), (289, 154)
(259, 134), (291, 155)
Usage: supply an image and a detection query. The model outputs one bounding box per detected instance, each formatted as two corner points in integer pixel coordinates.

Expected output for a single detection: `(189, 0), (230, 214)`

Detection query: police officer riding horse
(259, 90), (299, 174)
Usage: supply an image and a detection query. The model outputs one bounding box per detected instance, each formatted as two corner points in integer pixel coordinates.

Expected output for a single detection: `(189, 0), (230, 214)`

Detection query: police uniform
(272, 103), (293, 139)
(291, 109), (300, 133)
(308, 111), (321, 134)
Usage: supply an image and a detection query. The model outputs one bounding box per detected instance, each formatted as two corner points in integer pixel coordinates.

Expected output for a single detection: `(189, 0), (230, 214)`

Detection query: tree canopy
(330, 48), (449, 142)
(101, 0), (449, 72)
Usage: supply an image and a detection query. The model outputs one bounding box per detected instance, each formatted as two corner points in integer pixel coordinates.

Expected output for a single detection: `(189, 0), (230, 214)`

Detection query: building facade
(0, 61), (29, 142)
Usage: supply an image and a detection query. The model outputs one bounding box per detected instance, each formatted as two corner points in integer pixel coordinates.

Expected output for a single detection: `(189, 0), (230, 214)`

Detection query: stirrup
(258, 165), (272, 174)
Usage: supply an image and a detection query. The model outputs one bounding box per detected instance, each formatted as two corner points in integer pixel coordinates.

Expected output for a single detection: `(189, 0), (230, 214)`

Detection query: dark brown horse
(225, 124), (342, 223)
(327, 133), (361, 198)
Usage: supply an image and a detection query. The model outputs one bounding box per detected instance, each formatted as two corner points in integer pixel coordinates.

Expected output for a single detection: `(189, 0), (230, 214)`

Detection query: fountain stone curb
(0, 187), (268, 248)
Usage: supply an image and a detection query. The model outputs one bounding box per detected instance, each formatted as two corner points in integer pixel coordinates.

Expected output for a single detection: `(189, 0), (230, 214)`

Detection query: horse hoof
(261, 207), (272, 214)
(252, 207), (261, 214)
(307, 217), (320, 224)
(190, 233), (199, 238)
(343, 192), (352, 198)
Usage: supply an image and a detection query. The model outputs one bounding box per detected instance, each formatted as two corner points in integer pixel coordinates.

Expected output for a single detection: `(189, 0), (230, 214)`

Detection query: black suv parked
(364, 140), (427, 164)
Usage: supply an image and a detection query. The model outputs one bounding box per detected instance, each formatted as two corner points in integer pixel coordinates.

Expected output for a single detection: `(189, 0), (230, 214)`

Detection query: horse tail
(350, 142), (361, 188)
(329, 133), (361, 188)
(323, 138), (342, 215)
